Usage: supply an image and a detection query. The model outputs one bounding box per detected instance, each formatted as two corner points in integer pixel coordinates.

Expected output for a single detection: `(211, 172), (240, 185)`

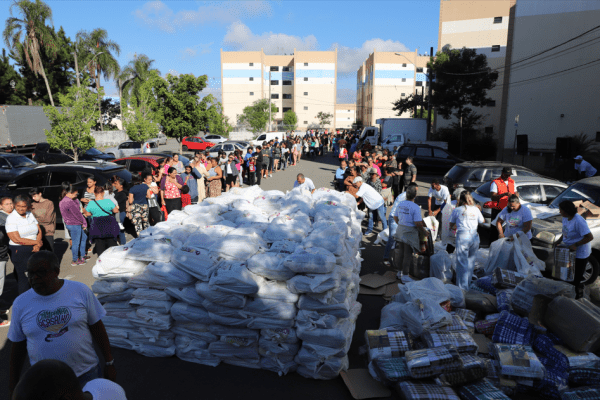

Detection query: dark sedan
(395, 144), (463, 175)
(32, 143), (115, 164)
(0, 153), (38, 183)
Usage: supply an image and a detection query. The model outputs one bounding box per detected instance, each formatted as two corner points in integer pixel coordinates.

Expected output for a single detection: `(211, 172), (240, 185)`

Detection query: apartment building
(334, 104), (356, 130)
(356, 50), (431, 127)
(221, 49), (338, 130)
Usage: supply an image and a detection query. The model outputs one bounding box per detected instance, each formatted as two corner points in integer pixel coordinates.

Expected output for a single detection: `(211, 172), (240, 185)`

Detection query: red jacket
(492, 177), (515, 210)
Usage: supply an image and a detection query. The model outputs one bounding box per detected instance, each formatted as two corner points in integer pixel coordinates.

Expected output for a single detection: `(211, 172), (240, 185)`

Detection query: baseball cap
(575, 155), (583, 160)
(353, 177), (363, 184)
(501, 167), (512, 175)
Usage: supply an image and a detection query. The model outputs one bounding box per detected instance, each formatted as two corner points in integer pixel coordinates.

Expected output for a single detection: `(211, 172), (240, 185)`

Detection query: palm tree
(3, 0), (56, 106)
(77, 28), (120, 131)
(120, 53), (160, 109)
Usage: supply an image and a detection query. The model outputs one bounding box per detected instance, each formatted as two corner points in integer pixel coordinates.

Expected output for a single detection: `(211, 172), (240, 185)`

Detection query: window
(398, 146), (412, 157)
(270, 66), (279, 71)
(433, 149), (450, 159)
(15, 172), (47, 188)
(402, 78), (406, 82)
(282, 67), (290, 72)
(249, 77), (254, 81)
(118, 142), (130, 149)
(283, 94), (292, 99)
(304, 106), (308, 110)
(282, 107), (292, 113)
(401, 93), (406, 97)
(487, 100), (496, 107)
(128, 160), (148, 174)
(282, 80), (292, 85)
(304, 92), (308, 96)
(224, 144), (234, 152)
(492, 45), (501, 52)
(494, 16), (503, 24)
(483, 168), (503, 182)
(304, 77), (308, 81)
(0, 158), (9, 168)
(415, 147), (432, 157)
(543, 185), (565, 201)
(596, 132), (600, 142)
(249, 63), (254, 66)
(485, 126), (494, 133)
(416, 82), (423, 87)
(417, 67), (423, 73)
(257, 134), (266, 141)
(304, 63), (308, 66)
(270, 80), (279, 85)
(303, 121), (308, 124)
(402, 63), (407, 67)
(275, 107), (279, 112)
(130, 142), (142, 149)
(250, 92), (254, 96)
(271, 94), (279, 99)
(516, 184), (542, 203)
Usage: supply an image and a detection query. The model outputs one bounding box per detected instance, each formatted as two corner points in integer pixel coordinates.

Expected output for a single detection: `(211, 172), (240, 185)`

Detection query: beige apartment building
(334, 104), (356, 130)
(221, 49), (339, 130)
(356, 51), (431, 127)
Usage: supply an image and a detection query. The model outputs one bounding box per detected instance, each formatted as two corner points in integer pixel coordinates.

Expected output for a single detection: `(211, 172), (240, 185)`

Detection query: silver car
(208, 142), (247, 158)
(204, 134), (228, 144)
(156, 133), (167, 145)
(104, 140), (158, 158)
(471, 176), (569, 219)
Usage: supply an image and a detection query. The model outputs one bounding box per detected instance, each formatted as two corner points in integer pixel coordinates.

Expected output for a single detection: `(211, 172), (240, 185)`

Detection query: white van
(251, 132), (286, 147)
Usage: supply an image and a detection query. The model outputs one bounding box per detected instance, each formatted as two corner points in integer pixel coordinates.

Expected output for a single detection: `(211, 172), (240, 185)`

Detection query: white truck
(359, 118), (447, 152)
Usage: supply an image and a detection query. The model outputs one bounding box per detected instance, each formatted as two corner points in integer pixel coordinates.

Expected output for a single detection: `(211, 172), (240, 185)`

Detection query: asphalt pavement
(0, 140), (440, 400)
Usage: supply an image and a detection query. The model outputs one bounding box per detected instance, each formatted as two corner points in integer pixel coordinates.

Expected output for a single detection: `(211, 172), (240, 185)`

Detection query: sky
(1, 0), (440, 103)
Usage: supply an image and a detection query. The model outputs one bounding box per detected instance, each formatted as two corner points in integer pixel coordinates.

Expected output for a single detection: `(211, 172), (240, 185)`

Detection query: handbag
(89, 200), (120, 240)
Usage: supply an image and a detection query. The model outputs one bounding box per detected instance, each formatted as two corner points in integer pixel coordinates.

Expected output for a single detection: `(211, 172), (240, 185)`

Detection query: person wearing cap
(489, 167), (519, 221)
(351, 176), (388, 236)
(574, 155), (597, 179)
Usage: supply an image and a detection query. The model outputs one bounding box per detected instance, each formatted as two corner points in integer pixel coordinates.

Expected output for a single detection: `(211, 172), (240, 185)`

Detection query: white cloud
(223, 21), (318, 53)
(199, 86), (222, 103)
(180, 42), (213, 60)
(133, 1), (272, 33)
(331, 38), (411, 75)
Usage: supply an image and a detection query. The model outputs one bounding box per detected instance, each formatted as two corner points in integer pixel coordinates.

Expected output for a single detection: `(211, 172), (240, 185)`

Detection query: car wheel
(182, 146), (188, 152)
(583, 255), (600, 286)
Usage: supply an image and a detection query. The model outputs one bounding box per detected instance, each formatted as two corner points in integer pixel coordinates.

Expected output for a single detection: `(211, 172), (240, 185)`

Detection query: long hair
(458, 191), (475, 208)
(60, 182), (77, 200)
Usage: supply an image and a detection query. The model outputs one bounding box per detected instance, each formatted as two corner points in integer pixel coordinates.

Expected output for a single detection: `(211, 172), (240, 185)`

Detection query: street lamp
(10, 80), (15, 91)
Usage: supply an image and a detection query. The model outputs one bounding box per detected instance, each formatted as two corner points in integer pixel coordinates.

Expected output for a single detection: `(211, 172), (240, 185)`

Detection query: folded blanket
(405, 344), (464, 379)
(421, 331), (478, 354)
(397, 381), (460, 400)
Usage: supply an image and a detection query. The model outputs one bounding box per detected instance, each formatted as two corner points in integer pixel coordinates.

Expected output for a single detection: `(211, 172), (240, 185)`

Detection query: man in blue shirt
(383, 182), (418, 266)
(335, 160), (347, 191)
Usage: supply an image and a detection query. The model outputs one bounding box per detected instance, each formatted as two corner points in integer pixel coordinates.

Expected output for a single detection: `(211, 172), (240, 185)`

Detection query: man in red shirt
(488, 167), (519, 241)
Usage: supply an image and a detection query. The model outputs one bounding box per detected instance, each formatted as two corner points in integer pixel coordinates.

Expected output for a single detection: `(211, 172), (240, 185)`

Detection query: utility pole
(426, 46), (433, 140)
(268, 70), (272, 132)
(72, 51), (81, 88)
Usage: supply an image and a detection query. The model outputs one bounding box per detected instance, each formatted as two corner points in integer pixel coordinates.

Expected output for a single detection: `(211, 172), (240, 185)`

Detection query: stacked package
(92, 186), (363, 379)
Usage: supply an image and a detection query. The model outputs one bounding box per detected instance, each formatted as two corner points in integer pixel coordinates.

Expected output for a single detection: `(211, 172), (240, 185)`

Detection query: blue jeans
(66, 224), (87, 262)
(367, 204), (388, 234)
(281, 157), (287, 170)
(118, 211), (127, 245)
(383, 218), (398, 259)
(455, 230), (480, 291)
(77, 362), (101, 389)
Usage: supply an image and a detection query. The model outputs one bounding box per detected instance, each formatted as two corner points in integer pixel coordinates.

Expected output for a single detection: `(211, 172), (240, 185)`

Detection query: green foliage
(122, 77), (159, 142)
(283, 109), (298, 131)
(316, 111), (333, 128)
(237, 98), (276, 134)
(204, 98), (231, 137)
(144, 72), (211, 146)
(43, 85), (98, 162)
(119, 53), (160, 109)
(0, 48), (27, 104)
(392, 94), (431, 118)
(433, 110), (494, 160)
(95, 97), (120, 131)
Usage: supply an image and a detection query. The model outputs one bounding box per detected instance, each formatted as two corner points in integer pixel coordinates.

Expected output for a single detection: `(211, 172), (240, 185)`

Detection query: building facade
(356, 50), (431, 128)
(334, 104), (356, 130)
(221, 49), (338, 131)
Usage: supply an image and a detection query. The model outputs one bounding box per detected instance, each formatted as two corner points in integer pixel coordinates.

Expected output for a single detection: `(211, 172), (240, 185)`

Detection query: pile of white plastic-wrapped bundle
(92, 185), (363, 379)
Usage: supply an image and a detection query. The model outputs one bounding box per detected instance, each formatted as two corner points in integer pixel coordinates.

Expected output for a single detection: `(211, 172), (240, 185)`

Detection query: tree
(204, 98), (231, 137)
(316, 111), (333, 128)
(237, 98), (277, 134)
(144, 71), (212, 152)
(119, 53), (160, 109)
(3, 0), (57, 106)
(283, 109), (298, 131)
(77, 28), (120, 131)
(122, 78), (159, 142)
(43, 86), (99, 162)
(94, 97), (120, 131)
(0, 48), (27, 104)
(392, 93), (430, 118)
(428, 47), (498, 156)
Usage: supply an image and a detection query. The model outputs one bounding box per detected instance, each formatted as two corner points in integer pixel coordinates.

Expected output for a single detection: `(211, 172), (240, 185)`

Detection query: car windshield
(475, 182), (492, 197)
(9, 155), (37, 168)
(445, 165), (467, 181)
(549, 182), (600, 209)
(84, 148), (103, 155)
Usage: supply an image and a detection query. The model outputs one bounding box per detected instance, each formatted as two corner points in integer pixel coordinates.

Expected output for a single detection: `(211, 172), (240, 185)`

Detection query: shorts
(225, 175), (236, 186)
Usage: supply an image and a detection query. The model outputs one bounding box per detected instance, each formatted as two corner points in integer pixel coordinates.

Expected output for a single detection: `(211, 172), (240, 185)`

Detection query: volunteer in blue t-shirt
(496, 195), (533, 239)
(383, 182), (416, 266)
(392, 185), (428, 277)
(559, 200), (594, 299)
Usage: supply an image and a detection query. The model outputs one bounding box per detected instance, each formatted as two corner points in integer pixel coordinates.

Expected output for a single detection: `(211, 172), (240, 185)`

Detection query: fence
(91, 130), (129, 147)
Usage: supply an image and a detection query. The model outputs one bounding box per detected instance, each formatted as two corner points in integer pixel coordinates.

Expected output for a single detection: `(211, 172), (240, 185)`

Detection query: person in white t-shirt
(427, 179), (451, 237)
(449, 191), (485, 290)
(293, 173), (316, 194)
(383, 183), (417, 266)
(12, 359), (127, 400)
(8, 251), (115, 396)
(351, 176), (388, 236)
(496, 195), (533, 239)
(392, 185), (428, 276)
(574, 155), (597, 179)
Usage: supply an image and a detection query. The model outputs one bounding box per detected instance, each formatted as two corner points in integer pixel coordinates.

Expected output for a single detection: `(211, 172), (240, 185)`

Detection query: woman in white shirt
(5, 195), (42, 294)
(449, 191), (485, 291)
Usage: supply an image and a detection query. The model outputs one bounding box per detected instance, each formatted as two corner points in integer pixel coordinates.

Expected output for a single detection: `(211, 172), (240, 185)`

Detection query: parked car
(104, 140), (159, 158)
(208, 142), (248, 158)
(395, 144), (463, 175)
(382, 134), (405, 153)
(156, 133), (168, 145)
(0, 162), (132, 222)
(0, 153), (37, 183)
(181, 137), (215, 152)
(472, 176), (569, 219)
(32, 143), (115, 164)
(113, 156), (166, 177)
(443, 162), (541, 194)
(251, 132), (286, 147)
(528, 177), (600, 286)
(148, 152), (191, 167)
(204, 134), (228, 144)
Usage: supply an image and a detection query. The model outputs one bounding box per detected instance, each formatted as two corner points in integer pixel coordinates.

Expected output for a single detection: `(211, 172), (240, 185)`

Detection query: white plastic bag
(127, 261), (196, 289)
(400, 298), (452, 337)
(170, 301), (212, 324)
(243, 297), (297, 320)
(286, 268), (342, 294)
(164, 286), (205, 307)
(430, 251), (453, 283)
(445, 283), (466, 308)
(393, 277), (451, 305)
(283, 247), (336, 274)
(379, 302), (407, 330)
(247, 252), (295, 281)
(254, 280), (299, 303)
(195, 281), (246, 308)
(513, 232), (545, 276)
(209, 261), (262, 295)
(171, 247), (219, 281)
(484, 238), (516, 275)
(175, 335), (221, 367)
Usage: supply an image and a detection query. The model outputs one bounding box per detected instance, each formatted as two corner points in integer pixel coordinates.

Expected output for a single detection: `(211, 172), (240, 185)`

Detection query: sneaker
(84, 255), (91, 260)
(77, 258), (87, 265)
(71, 260), (79, 266)
(364, 231), (374, 237)
(0, 319), (10, 327)
(269, 174), (273, 177)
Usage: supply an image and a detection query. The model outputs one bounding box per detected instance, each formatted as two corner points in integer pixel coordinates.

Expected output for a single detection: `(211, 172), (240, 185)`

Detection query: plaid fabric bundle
(533, 335), (569, 372)
(422, 331), (478, 354)
(493, 269), (526, 289)
(457, 378), (511, 400)
(470, 276), (497, 295)
(436, 315), (470, 333)
(561, 386), (600, 400)
(437, 354), (488, 386)
(475, 319), (499, 335)
(397, 381), (460, 400)
(491, 343), (546, 380)
(372, 357), (411, 385)
(496, 290), (514, 313)
(491, 311), (535, 345)
(406, 344), (464, 379)
(453, 309), (476, 332)
(569, 366), (600, 387)
(366, 329), (415, 361)
(555, 345), (600, 368)
(520, 367), (567, 400)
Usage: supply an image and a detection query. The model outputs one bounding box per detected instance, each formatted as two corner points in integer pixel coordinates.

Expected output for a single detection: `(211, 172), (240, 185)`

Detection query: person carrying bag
(83, 186), (119, 256)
